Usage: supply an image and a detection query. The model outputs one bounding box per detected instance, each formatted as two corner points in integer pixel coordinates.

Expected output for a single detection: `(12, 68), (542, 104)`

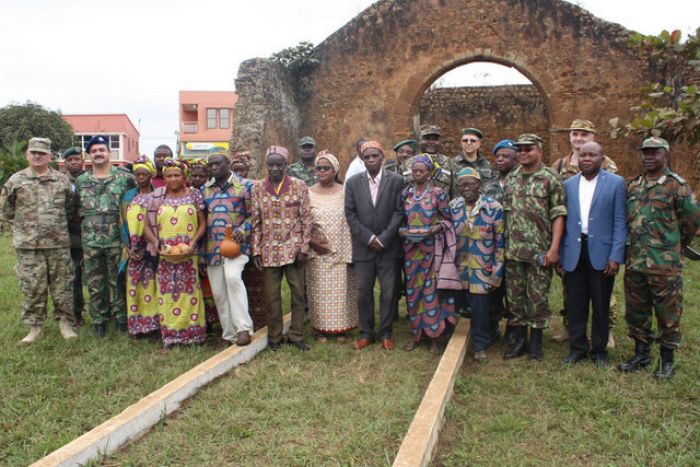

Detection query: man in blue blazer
(559, 142), (627, 367)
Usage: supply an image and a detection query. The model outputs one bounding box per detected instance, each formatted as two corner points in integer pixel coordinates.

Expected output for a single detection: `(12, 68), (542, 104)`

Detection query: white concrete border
(31, 316), (290, 467)
(393, 318), (470, 467)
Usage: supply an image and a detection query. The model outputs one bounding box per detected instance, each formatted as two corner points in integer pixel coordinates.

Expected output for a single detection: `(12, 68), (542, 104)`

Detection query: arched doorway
(415, 61), (551, 160)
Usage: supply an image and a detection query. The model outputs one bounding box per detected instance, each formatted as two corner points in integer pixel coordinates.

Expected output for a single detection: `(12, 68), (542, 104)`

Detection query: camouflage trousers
(83, 246), (126, 325)
(15, 248), (75, 326)
(70, 247), (85, 317)
(624, 271), (683, 349)
(559, 276), (617, 329)
(506, 260), (552, 329)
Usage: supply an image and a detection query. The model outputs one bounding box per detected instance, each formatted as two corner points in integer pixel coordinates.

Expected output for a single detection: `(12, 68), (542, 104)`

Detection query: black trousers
(565, 237), (615, 357)
(355, 257), (401, 341)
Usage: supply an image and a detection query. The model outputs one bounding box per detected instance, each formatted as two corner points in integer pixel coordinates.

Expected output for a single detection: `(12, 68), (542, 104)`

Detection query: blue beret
(85, 135), (109, 152)
(492, 139), (516, 155)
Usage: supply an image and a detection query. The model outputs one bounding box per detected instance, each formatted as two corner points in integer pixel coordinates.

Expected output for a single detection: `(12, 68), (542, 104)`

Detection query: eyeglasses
(315, 165), (333, 172)
(461, 138), (480, 143)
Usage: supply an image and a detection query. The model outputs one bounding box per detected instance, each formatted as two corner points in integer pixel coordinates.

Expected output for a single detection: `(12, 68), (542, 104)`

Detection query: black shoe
(503, 327), (527, 359)
(617, 339), (651, 372)
(92, 323), (106, 338)
(654, 347), (675, 380)
(528, 328), (544, 361)
(591, 355), (609, 369)
(561, 353), (588, 365)
(504, 324), (517, 347)
(287, 340), (310, 351)
(268, 341), (282, 352)
(116, 321), (128, 334)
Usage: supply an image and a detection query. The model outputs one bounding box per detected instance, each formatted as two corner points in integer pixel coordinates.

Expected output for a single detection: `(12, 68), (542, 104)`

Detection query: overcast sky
(1, 0), (698, 155)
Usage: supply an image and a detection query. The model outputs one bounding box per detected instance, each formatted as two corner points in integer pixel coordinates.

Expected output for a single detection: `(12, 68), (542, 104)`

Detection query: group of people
(1, 118), (698, 379)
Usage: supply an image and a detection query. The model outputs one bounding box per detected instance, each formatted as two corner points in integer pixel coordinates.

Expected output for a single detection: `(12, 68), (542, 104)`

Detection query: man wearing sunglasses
(453, 128), (502, 203)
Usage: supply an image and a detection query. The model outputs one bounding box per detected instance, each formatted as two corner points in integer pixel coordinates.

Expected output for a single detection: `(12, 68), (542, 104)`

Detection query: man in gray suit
(345, 140), (404, 350)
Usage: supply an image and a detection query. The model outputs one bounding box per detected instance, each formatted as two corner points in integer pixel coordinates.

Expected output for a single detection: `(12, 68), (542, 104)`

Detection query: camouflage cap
(419, 124), (441, 137)
(27, 137), (52, 154)
(298, 136), (316, 147)
(514, 133), (544, 147)
(61, 146), (83, 160)
(461, 127), (484, 139)
(640, 137), (670, 151)
(569, 119), (596, 133)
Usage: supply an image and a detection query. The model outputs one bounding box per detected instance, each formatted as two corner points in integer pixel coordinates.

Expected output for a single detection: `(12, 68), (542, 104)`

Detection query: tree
(0, 101), (74, 151)
(270, 41), (319, 74)
(0, 141), (28, 186)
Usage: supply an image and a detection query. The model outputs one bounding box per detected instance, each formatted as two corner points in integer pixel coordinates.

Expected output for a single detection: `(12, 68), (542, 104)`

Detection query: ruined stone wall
(419, 85), (550, 159)
(230, 58), (301, 178)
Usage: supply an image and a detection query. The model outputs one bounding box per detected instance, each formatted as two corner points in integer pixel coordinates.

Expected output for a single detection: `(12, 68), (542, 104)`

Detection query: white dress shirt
(344, 155), (366, 182)
(578, 174), (598, 235)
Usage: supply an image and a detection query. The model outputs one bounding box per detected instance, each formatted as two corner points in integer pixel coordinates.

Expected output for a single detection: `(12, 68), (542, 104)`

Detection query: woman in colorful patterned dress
(145, 158), (207, 349)
(306, 151), (357, 342)
(400, 155), (457, 353)
(120, 156), (159, 338)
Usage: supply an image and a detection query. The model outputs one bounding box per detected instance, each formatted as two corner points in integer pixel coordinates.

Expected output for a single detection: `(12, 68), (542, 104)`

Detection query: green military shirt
(0, 167), (75, 249)
(453, 152), (503, 203)
(551, 153), (618, 181)
(76, 166), (135, 248)
(626, 168), (700, 275)
(287, 161), (316, 186)
(67, 171), (83, 249)
(400, 153), (456, 199)
(503, 164), (567, 262)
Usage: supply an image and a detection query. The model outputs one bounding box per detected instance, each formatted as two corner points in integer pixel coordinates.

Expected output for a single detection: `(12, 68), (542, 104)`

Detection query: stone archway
(232, 0), (649, 177)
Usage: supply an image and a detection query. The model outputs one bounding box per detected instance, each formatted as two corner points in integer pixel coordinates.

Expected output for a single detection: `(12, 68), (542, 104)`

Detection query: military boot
(504, 324), (517, 347)
(528, 328), (544, 361)
(654, 346), (675, 380)
(93, 323), (107, 338)
(116, 321), (128, 334)
(503, 326), (527, 359)
(59, 319), (77, 340)
(20, 326), (43, 345)
(617, 339), (651, 372)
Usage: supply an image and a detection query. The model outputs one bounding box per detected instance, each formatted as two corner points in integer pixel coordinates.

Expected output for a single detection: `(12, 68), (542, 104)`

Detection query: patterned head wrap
(360, 140), (383, 155)
(162, 157), (189, 177)
(266, 145), (289, 161)
(457, 167), (481, 181)
(187, 158), (209, 171)
(231, 151), (252, 168)
(315, 150), (340, 173)
(132, 155), (156, 175)
(411, 154), (435, 173)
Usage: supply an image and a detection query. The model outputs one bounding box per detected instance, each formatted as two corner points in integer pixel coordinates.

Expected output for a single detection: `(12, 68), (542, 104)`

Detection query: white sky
(0, 0), (698, 155)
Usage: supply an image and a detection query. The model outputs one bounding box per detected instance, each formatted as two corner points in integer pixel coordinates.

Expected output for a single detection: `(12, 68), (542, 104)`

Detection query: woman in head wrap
(306, 150), (357, 342)
(187, 158), (210, 189)
(400, 155), (457, 353)
(231, 151), (253, 179)
(144, 158), (208, 349)
(119, 155), (159, 338)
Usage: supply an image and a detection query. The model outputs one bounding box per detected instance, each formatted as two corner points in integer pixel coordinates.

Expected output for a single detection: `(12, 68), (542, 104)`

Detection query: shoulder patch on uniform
(668, 171), (687, 185)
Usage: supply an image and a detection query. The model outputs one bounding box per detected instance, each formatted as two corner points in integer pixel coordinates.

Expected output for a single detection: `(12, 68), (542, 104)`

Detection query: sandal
(429, 339), (440, 354)
(315, 333), (328, 343)
(403, 340), (419, 351)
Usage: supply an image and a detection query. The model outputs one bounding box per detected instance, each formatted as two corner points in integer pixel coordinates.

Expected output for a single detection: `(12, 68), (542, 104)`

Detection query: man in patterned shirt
(251, 146), (312, 351)
(202, 152), (255, 346)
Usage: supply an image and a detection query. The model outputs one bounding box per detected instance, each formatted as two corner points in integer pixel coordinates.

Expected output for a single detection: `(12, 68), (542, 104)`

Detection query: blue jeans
(469, 292), (491, 352)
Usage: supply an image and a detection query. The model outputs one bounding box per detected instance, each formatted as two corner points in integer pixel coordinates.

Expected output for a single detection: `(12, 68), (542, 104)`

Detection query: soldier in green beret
(399, 125), (457, 198)
(502, 134), (567, 361)
(618, 137), (700, 379)
(287, 136), (317, 186)
(1, 138), (78, 343)
(75, 135), (136, 337)
(385, 139), (416, 175)
(62, 147), (86, 326)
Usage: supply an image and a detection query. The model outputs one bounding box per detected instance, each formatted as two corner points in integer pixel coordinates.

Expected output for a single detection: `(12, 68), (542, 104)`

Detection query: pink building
(63, 114), (140, 164)
(178, 90), (238, 158)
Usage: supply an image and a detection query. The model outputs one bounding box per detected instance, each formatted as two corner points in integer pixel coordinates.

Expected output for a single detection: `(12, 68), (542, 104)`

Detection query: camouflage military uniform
(624, 168), (700, 349)
(503, 164), (567, 328)
(552, 152), (619, 329)
(400, 153), (456, 199)
(68, 171), (85, 320)
(453, 152), (503, 203)
(76, 166), (136, 325)
(286, 161), (316, 186)
(0, 168), (76, 325)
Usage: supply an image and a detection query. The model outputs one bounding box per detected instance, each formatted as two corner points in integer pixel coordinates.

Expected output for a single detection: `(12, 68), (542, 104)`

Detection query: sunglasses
(461, 138), (480, 143)
(315, 165), (333, 172)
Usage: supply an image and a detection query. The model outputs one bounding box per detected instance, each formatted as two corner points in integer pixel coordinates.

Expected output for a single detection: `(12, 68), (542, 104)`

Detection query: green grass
(434, 251), (700, 466)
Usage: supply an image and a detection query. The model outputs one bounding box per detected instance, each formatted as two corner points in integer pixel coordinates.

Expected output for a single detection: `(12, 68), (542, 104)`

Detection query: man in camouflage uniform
(75, 135), (136, 337)
(385, 139), (416, 175)
(0, 137), (77, 344)
(618, 137), (700, 379)
(62, 146), (86, 327)
(399, 125), (457, 198)
(502, 134), (567, 361)
(551, 119), (619, 347)
(452, 128), (502, 203)
(287, 136), (317, 186)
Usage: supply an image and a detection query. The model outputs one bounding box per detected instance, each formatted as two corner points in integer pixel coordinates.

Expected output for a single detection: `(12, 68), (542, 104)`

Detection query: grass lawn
(434, 252), (700, 465)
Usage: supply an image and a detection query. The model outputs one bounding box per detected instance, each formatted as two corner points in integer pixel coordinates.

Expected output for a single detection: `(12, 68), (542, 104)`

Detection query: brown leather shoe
(380, 338), (394, 350)
(235, 331), (251, 346)
(353, 338), (371, 350)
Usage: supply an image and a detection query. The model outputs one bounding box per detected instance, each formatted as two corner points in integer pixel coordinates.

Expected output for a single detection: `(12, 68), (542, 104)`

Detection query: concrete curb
(393, 318), (470, 467)
(31, 316), (290, 467)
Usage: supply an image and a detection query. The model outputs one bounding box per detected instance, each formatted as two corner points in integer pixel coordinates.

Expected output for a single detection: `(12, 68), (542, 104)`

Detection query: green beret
(61, 146), (83, 160)
(392, 139), (417, 152)
(461, 128), (484, 139)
